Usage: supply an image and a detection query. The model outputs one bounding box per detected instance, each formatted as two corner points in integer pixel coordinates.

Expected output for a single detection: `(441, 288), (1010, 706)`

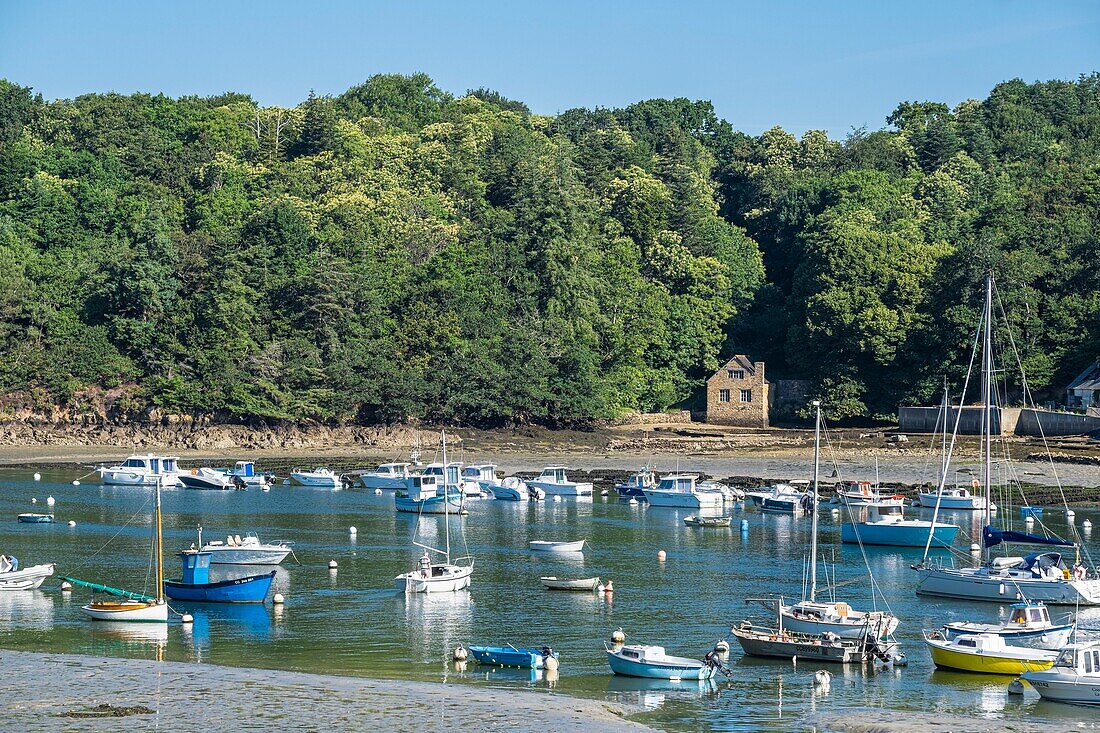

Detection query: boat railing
(913, 555), (957, 571)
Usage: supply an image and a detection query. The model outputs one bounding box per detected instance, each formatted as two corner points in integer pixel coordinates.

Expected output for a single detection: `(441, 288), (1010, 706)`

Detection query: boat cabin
(1053, 643), (1100, 675)
(120, 454), (179, 474)
(952, 633), (1011, 652)
(373, 463), (412, 478)
(462, 464), (497, 482)
(406, 474), (442, 500)
(618, 644), (666, 662)
(423, 462), (462, 485)
(656, 474), (698, 492)
(230, 461), (257, 477)
(622, 470), (656, 489)
(866, 504), (906, 523)
(538, 467), (570, 483)
(178, 551), (213, 584)
(1007, 602), (1052, 628)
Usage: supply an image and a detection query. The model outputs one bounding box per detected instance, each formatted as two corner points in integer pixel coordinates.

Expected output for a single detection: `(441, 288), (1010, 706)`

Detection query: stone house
(705, 355), (769, 428)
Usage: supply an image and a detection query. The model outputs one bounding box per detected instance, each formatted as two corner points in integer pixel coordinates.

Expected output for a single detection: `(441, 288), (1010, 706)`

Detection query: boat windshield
(121, 458), (147, 468)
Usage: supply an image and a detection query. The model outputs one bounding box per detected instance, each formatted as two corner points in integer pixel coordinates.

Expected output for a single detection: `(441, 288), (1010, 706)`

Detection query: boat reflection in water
(89, 620), (169, 646)
(606, 675), (719, 711)
(0, 590), (55, 631)
(182, 604), (274, 662)
(402, 591), (473, 668)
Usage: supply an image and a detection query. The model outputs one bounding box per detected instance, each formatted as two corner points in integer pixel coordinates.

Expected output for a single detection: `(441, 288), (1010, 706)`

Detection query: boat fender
(603, 580), (613, 593)
(714, 639), (730, 654)
(544, 655), (559, 672)
(1007, 678), (1024, 695)
(813, 670), (831, 688)
(181, 613), (194, 624)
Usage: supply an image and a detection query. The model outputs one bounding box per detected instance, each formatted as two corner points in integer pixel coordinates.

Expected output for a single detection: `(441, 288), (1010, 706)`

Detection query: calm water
(2, 467), (1099, 732)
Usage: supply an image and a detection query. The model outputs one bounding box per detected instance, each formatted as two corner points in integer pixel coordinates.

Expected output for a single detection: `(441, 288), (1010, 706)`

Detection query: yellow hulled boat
(924, 630), (1056, 675)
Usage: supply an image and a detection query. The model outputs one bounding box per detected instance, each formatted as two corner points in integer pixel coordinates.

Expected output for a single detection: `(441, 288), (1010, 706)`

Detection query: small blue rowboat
(17, 513), (54, 524)
(607, 643), (717, 680)
(468, 645), (558, 669)
(163, 551), (274, 603)
(1020, 506), (1044, 519)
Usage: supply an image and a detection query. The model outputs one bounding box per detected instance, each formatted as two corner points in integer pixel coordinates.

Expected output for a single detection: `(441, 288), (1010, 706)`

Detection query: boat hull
(917, 493), (988, 510)
(643, 490), (723, 509)
(81, 600), (169, 623)
(0, 563), (55, 591)
(200, 547), (291, 565)
(943, 623), (1075, 650)
(915, 566), (1100, 606)
(841, 523), (957, 547)
(926, 641), (1054, 675)
(731, 628), (858, 663)
(179, 474), (232, 490)
(395, 564), (472, 593)
(1021, 673), (1100, 705)
(469, 646), (556, 668)
(528, 480), (592, 497)
(607, 651), (714, 680)
(491, 485), (525, 501)
(394, 494), (465, 514)
(359, 475), (409, 490)
(17, 514), (54, 524)
(780, 611), (898, 640)
(290, 473), (340, 488)
(529, 541), (585, 553)
(540, 576), (600, 590)
(99, 470), (180, 487)
(164, 571), (274, 603)
(761, 497), (803, 513)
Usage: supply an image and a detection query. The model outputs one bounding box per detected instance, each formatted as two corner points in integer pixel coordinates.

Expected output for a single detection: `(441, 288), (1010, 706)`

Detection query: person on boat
(1074, 562), (1087, 580)
(418, 551), (431, 577)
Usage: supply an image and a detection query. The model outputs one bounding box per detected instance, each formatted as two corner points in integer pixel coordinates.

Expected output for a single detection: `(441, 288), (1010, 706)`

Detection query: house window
(727, 369), (745, 380)
(718, 389), (731, 403)
(740, 389), (752, 403)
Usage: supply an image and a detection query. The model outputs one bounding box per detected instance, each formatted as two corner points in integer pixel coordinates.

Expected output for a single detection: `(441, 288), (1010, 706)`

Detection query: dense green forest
(0, 73), (1097, 425)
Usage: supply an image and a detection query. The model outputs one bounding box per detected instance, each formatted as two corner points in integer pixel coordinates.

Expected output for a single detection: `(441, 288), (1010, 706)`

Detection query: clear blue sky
(1, 1), (1097, 137)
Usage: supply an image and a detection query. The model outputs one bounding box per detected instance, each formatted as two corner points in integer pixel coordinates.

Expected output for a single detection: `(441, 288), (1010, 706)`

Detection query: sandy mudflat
(810, 709), (1100, 732)
(1, 651), (654, 733)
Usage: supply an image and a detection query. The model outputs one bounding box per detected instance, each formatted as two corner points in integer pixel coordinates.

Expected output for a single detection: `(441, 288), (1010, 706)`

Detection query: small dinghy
(17, 513), (54, 524)
(529, 540), (586, 553)
(469, 645), (558, 668)
(540, 576), (600, 591)
(606, 643), (720, 680)
(683, 515), (731, 527)
(0, 554), (54, 590)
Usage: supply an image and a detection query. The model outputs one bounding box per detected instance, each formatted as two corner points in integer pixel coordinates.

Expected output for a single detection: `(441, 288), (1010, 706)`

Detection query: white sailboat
(62, 478), (169, 623)
(781, 401), (901, 639)
(394, 430), (473, 594)
(912, 275), (1100, 606)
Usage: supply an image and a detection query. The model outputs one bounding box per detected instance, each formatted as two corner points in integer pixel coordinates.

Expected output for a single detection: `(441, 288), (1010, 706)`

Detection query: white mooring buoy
(329, 560), (338, 570)
(544, 654), (559, 672)
(273, 592), (285, 605)
(1007, 678), (1024, 695)
(714, 639), (730, 654)
(611, 627), (626, 644)
(181, 613), (194, 624)
(813, 669), (831, 688)
(72, 480), (80, 486)
(61, 581), (72, 592)
(348, 526), (357, 535)
(68, 520), (76, 527)
(31, 498), (37, 504)
(970, 543), (981, 553)
(47, 496), (55, 506)
(453, 646), (468, 662)
(374, 488), (382, 495)
(657, 550), (667, 561)
(33, 472), (41, 481)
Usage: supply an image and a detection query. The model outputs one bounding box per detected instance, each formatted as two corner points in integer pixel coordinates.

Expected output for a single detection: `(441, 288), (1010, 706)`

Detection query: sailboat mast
(155, 477), (164, 601)
(982, 274), (994, 564)
(941, 379), (949, 481)
(441, 430), (451, 565)
(809, 400), (821, 602)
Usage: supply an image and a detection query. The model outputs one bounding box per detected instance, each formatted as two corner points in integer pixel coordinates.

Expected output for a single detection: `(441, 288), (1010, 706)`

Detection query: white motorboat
(179, 466), (234, 490)
(942, 601), (1075, 649)
(394, 431), (473, 594)
(197, 529), (293, 565)
(615, 468), (657, 499)
(540, 576), (600, 591)
(835, 481), (905, 507)
(0, 554), (54, 591)
(492, 476), (529, 501)
(643, 474), (724, 509)
(529, 540), (586, 553)
(461, 463), (500, 497)
(98, 453), (180, 487)
(1022, 641), (1100, 705)
(289, 467), (341, 488)
(527, 466), (593, 496)
(698, 479), (744, 501)
(753, 483), (811, 513)
(917, 483), (992, 510)
(359, 462), (417, 491)
(420, 462), (478, 497)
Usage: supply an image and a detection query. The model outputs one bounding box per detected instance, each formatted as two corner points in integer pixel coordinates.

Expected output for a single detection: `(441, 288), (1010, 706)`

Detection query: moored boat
(529, 540), (586, 553)
(527, 466), (593, 497)
(942, 601), (1075, 649)
(289, 467), (341, 488)
(1021, 642), (1100, 705)
(197, 529), (293, 565)
(17, 513), (54, 524)
(842, 503), (958, 547)
(835, 481), (906, 508)
(754, 483), (811, 513)
(683, 515), (731, 527)
(461, 463), (499, 497)
(615, 468), (657, 499)
(469, 645), (558, 668)
(163, 550), (274, 603)
(0, 554), (54, 591)
(359, 462), (416, 491)
(491, 476), (529, 501)
(179, 467), (235, 490)
(606, 643), (718, 680)
(917, 483), (992, 511)
(643, 474), (724, 510)
(394, 474), (466, 515)
(923, 630), (1056, 674)
(540, 576), (600, 591)
(98, 453), (180, 487)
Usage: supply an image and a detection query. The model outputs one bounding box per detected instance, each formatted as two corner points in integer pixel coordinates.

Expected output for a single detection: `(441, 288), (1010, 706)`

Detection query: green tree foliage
(0, 72), (1097, 425)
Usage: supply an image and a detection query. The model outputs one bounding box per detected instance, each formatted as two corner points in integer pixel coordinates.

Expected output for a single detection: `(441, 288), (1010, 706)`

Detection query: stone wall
(898, 406), (1002, 435)
(1016, 408), (1100, 437)
(706, 358), (769, 428)
(608, 410), (694, 426)
(770, 379), (812, 418)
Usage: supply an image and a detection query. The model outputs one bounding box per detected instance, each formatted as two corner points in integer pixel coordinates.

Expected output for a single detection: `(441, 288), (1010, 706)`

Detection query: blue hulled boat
(163, 551), (274, 603)
(606, 643), (717, 680)
(468, 645), (558, 668)
(841, 503), (958, 547)
(17, 513), (54, 524)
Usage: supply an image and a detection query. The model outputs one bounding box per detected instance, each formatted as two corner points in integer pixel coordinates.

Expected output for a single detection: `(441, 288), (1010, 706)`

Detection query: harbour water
(2, 468), (1099, 731)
